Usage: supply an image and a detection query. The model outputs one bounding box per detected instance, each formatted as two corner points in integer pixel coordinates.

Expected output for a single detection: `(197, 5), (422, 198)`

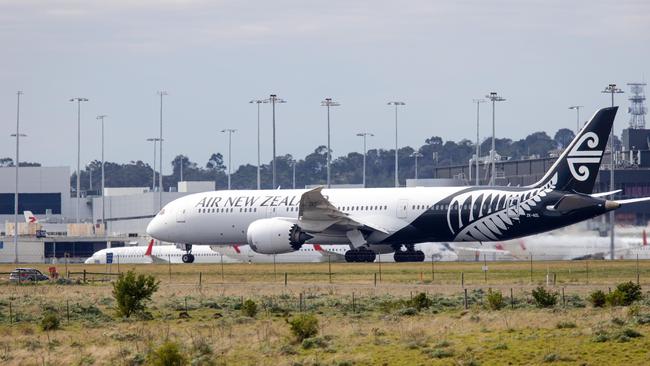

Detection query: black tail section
(532, 107), (618, 194)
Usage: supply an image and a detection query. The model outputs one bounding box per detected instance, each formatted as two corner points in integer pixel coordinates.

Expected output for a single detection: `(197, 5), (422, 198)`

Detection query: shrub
(147, 341), (186, 366)
(428, 348), (454, 358)
(532, 287), (557, 308)
(408, 293), (433, 311)
(241, 299), (258, 318)
(606, 290), (626, 307)
(588, 290), (607, 308)
(112, 270), (160, 318)
(40, 312), (60, 331)
(287, 314), (319, 342)
(616, 282), (642, 305)
(486, 290), (504, 310)
(301, 336), (328, 349)
(398, 307), (418, 316)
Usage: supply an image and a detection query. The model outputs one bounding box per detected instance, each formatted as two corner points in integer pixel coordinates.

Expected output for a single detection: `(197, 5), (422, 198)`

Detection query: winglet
(145, 239), (154, 256)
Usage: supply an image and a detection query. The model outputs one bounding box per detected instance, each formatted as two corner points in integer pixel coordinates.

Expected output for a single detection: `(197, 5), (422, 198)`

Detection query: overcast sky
(1, 0), (649, 172)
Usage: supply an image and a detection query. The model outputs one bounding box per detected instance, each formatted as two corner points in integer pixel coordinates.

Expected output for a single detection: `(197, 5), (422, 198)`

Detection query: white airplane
(84, 240), (237, 264)
(147, 107), (650, 263)
(453, 229), (647, 261)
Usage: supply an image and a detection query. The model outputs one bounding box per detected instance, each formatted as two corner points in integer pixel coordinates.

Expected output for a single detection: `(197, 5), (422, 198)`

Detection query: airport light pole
(601, 84), (624, 260)
(411, 152), (423, 180)
(249, 99), (268, 189)
(387, 101), (405, 187)
(473, 99), (486, 186)
(569, 105), (583, 133)
(321, 98), (340, 188)
(157, 91), (167, 210)
(221, 129), (237, 190)
(13, 91), (24, 263)
(356, 132), (373, 187)
(96, 115), (107, 227)
(292, 159), (297, 189)
(265, 94), (286, 189)
(146, 138), (162, 191)
(485, 92), (505, 186)
(69, 97), (88, 223)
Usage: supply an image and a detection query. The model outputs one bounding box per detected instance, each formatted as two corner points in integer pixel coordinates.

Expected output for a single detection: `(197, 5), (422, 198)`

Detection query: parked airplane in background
(454, 230), (646, 261)
(147, 107), (650, 263)
(84, 240), (237, 264)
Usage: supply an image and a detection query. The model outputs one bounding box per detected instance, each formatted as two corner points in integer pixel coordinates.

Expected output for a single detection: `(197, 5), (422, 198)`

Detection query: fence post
(420, 272), (423, 282)
(199, 272), (202, 287)
(464, 288), (468, 309)
(9, 302), (12, 324)
(299, 293), (303, 312)
(431, 256), (435, 282)
(637, 254), (640, 285)
(483, 254), (487, 283)
(168, 255), (171, 282)
(220, 254), (224, 282)
(530, 255), (533, 283)
(510, 288), (514, 309)
(553, 273), (557, 286)
(273, 255), (277, 281)
(352, 292), (356, 313)
(378, 254), (382, 282)
(374, 273), (377, 287)
(586, 260), (589, 285)
(328, 255), (332, 284)
(66, 299), (70, 323)
(562, 287), (565, 307)
(284, 272), (288, 287)
(83, 269), (86, 283)
(461, 272), (464, 288)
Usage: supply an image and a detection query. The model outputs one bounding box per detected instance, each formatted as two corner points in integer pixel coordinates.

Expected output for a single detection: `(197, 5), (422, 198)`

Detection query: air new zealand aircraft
(147, 107), (650, 263)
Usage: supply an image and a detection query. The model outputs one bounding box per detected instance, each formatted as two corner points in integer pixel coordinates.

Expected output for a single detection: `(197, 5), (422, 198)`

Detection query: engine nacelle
(246, 218), (313, 254)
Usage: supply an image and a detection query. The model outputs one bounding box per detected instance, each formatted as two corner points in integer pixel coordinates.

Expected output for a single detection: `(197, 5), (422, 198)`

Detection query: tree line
(2, 127), (620, 192)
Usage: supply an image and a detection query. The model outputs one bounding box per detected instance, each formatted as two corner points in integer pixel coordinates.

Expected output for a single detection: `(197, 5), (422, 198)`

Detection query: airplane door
(397, 199), (408, 219)
(176, 208), (186, 223)
(507, 195), (520, 219)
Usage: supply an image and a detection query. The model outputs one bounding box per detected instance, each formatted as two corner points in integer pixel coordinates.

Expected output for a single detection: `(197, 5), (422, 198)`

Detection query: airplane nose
(146, 216), (162, 239)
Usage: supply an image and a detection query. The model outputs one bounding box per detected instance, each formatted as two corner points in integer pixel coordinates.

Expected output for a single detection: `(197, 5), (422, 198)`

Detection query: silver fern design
(446, 173), (557, 241)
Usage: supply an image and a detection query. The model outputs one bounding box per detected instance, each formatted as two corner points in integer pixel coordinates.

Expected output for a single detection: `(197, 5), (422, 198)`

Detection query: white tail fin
(23, 211), (38, 223)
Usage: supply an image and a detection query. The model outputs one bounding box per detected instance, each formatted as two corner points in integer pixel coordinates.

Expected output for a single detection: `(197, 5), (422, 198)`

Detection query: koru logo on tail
(567, 132), (602, 181)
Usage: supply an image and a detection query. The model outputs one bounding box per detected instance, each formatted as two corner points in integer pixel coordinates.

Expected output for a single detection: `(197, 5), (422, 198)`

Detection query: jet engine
(246, 218), (313, 254)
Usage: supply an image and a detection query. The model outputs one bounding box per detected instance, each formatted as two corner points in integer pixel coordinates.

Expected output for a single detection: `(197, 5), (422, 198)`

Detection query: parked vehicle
(9, 268), (49, 282)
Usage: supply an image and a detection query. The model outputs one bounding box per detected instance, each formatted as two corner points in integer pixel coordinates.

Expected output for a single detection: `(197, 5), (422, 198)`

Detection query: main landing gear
(393, 244), (425, 262)
(344, 247), (376, 263)
(181, 244), (195, 263)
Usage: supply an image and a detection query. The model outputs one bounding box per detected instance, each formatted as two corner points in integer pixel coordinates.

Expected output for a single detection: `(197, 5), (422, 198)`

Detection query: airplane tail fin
(530, 107), (618, 194)
(145, 239), (154, 256)
(23, 211), (37, 223)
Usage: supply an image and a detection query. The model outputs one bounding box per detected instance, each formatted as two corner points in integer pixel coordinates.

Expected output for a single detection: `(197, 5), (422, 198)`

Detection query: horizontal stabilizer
(614, 197), (650, 205)
(591, 189), (622, 198)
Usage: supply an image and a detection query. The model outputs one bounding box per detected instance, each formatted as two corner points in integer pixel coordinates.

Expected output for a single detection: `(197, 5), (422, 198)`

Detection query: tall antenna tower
(627, 82), (647, 129)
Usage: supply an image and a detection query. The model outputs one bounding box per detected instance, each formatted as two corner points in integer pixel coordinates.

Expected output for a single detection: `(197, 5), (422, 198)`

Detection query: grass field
(2, 261), (650, 365)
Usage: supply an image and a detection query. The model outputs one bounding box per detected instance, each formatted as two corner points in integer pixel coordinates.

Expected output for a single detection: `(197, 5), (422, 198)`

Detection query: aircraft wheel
(182, 254), (192, 263)
(365, 250), (376, 262)
(415, 250), (425, 262)
(344, 250), (356, 263)
(188, 254), (195, 263)
(393, 251), (403, 262)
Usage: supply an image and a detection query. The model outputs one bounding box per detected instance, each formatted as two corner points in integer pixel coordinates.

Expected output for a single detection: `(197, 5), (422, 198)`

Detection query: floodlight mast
(473, 99), (486, 186)
(264, 94), (286, 189)
(321, 98), (340, 188)
(156, 91), (167, 211)
(410, 151), (423, 179)
(387, 101), (405, 187)
(221, 129), (237, 190)
(146, 138), (162, 191)
(249, 99), (268, 189)
(569, 105), (583, 133)
(96, 115), (107, 228)
(13, 91), (24, 263)
(356, 132), (374, 187)
(69, 97), (88, 223)
(601, 83), (624, 260)
(485, 92), (505, 186)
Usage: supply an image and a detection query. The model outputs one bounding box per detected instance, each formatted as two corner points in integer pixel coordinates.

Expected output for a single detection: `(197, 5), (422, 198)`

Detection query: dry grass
(1, 261), (650, 365)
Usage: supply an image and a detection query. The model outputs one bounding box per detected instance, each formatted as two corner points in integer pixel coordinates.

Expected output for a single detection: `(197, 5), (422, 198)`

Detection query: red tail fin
(145, 239), (154, 256)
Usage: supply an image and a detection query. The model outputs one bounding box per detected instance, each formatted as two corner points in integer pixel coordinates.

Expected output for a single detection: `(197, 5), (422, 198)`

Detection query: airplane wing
(297, 187), (390, 234)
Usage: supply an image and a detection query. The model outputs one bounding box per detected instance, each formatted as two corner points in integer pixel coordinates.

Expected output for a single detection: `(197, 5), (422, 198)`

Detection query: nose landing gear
(180, 244), (195, 263)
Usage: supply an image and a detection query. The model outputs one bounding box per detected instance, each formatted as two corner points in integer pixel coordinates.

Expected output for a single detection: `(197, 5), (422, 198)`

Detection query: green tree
(112, 270), (160, 318)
